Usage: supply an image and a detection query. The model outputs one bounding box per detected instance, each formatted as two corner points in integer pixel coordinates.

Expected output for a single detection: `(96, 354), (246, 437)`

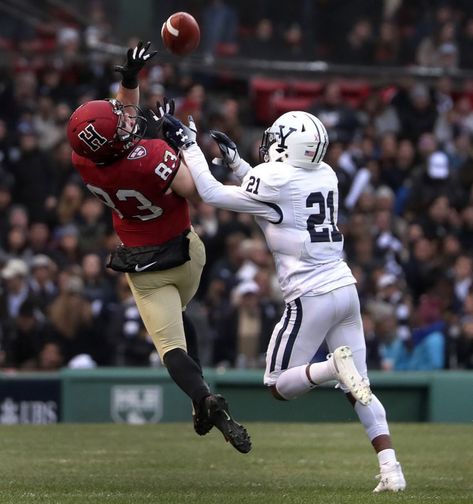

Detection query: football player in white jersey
(161, 110), (406, 493)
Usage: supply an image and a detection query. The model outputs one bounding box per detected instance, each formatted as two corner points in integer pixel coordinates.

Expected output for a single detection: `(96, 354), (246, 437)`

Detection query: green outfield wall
(0, 369), (472, 424)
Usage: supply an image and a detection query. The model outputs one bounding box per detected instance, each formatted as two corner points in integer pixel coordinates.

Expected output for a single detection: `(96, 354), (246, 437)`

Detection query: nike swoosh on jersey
(134, 261), (158, 272)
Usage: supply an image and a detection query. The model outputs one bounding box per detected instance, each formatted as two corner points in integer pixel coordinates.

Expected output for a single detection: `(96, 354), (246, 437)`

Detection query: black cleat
(205, 394), (252, 454)
(192, 400), (214, 436)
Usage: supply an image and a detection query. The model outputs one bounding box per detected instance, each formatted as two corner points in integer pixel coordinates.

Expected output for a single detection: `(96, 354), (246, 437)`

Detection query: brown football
(161, 12), (200, 56)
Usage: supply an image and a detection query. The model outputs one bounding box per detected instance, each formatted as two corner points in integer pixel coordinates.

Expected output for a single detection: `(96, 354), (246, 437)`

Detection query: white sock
(377, 448), (397, 468)
(308, 358), (337, 385)
(275, 365), (315, 400)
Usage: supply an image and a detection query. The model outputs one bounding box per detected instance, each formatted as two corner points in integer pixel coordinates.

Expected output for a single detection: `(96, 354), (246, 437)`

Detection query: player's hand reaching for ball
(155, 97), (176, 118)
(115, 41), (158, 89)
(210, 130), (241, 170)
(162, 114), (197, 151)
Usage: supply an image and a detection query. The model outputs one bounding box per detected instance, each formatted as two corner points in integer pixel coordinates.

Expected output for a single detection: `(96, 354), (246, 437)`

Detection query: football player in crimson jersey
(66, 41), (251, 454)
(161, 112), (406, 492)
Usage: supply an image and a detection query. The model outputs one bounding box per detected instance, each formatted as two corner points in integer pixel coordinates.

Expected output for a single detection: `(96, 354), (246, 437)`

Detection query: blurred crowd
(0, 0), (473, 373)
(197, 0), (473, 69)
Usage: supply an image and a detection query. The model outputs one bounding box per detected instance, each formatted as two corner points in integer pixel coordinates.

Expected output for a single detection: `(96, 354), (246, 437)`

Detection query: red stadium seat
(250, 77), (289, 124)
(290, 80), (324, 100)
(338, 80), (371, 107)
(270, 96), (315, 122)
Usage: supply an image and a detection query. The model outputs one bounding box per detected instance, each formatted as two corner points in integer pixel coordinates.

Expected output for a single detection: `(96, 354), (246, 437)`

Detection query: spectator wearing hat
(0, 258), (33, 319)
(404, 151), (461, 219)
(213, 280), (280, 368)
(28, 254), (58, 315)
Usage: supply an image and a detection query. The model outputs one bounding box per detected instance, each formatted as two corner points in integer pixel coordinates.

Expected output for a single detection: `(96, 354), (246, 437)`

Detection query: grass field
(0, 423), (471, 504)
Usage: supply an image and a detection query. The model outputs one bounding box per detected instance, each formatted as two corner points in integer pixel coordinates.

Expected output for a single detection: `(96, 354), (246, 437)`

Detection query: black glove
(210, 130), (241, 169)
(162, 114), (197, 151)
(148, 97), (176, 138)
(114, 41), (158, 89)
(156, 97), (175, 118)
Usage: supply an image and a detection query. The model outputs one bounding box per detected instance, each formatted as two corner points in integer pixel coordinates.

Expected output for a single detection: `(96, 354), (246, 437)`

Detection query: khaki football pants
(126, 229), (206, 361)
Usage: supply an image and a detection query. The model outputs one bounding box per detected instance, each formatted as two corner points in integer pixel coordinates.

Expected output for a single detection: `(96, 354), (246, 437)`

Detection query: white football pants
(264, 283), (367, 392)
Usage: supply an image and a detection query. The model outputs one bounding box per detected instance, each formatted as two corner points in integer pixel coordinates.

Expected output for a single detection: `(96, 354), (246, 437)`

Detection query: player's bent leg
(271, 353), (342, 400)
(127, 277), (213, 435)
(273, 365), (316, 399)
(265, 295), (334, 400)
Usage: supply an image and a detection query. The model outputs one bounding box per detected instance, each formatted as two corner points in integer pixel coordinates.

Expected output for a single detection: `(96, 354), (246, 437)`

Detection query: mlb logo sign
(111, 385), (163, 424)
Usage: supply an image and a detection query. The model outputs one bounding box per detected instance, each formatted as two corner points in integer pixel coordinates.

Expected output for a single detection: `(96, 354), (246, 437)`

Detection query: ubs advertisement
(0, 379), (61, 424)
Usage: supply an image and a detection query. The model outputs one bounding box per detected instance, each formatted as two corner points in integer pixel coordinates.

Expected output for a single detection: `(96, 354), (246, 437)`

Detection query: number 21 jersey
(241, 161), (356, 302)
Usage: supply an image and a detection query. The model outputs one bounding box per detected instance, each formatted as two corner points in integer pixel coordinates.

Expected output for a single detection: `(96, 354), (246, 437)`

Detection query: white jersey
(241, 161), (355, 301)
(183, 146), (356, 302)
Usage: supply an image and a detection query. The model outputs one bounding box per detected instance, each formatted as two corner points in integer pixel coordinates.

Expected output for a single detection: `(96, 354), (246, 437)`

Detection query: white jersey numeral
(87, 184), (163, 221)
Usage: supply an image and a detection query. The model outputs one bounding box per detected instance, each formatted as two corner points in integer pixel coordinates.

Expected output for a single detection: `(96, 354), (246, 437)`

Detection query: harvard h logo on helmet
(78, 124), (108, 151)
(259, 111), (329, 169)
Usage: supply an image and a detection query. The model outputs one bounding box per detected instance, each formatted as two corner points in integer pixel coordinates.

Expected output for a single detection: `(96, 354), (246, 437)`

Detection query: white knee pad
(354, 393), (390, 441)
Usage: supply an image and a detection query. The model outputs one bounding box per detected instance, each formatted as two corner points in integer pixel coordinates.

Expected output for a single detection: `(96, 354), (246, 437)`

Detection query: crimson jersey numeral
(306, 190), (342, 243)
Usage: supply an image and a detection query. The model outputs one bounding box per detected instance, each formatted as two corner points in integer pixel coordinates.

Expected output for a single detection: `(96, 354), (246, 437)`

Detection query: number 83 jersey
(242, 161), (356, 302)
(72, 139), (190, 247)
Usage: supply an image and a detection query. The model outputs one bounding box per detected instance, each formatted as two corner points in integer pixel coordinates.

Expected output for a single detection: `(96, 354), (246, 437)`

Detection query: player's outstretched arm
(115, 41), (158, 106)
(210, 130), (252, 184)
(161, 114), (279, 221)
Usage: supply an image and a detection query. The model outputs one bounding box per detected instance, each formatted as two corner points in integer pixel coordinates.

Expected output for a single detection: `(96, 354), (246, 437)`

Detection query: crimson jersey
(72, 139), (191, 247)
